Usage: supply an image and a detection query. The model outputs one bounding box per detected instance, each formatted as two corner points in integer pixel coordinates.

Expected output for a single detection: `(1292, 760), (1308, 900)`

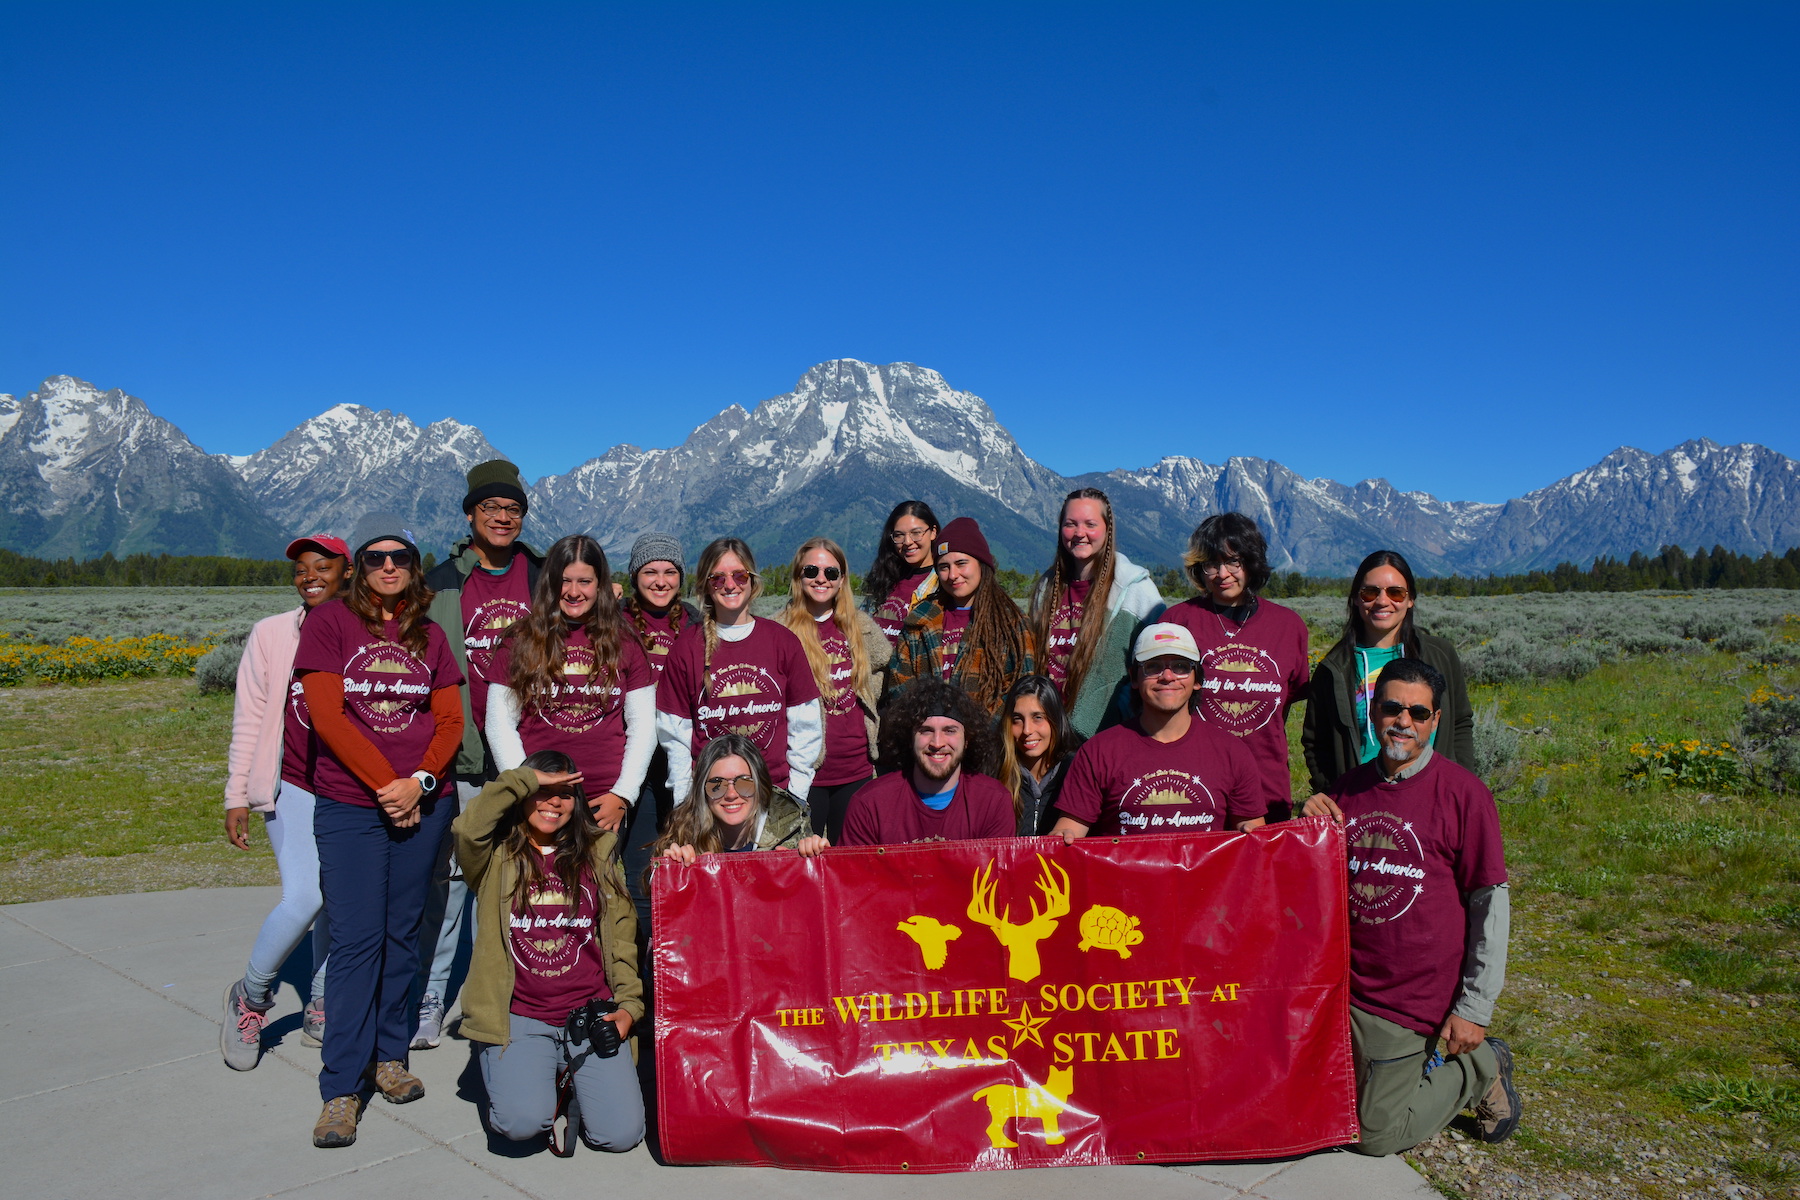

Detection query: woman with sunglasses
(648, 735), (828, 861)
(864, 500), (941, 644)
(655, 538), (822, 814)
(780, 538), (891, 842)
(294, 514), (464, 1148)
(1161, 513), (1312, 821)
(485, 535), (655, 834)
(1301, 549), (1476, 797)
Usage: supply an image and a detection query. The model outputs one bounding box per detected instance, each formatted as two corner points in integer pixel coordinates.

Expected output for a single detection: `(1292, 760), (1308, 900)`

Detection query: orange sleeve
(421, 686), (465, 781)
(301, 672), (400, 792)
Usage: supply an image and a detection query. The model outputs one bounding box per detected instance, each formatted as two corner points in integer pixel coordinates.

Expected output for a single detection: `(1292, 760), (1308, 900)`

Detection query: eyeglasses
(1377, 699), (1436, 722)
(1358, 585), (1412, 603)
(800, 565), (842, 581)
(475, 500), (523, 518)
(1140, 658), (1197, 677)
(889, 528), (933, 544)
(704, 775), (757, 800)
(1199, 557), (1244, 576)
(360, 549), (415, 570)
(707, 569), (755, 589)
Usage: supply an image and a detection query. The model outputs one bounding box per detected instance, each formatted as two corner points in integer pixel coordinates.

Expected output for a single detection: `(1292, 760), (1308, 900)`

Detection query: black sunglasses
(1377, 699), (1436, 722)
(800, 565), (842, 581)
(360, 549), (415, 570)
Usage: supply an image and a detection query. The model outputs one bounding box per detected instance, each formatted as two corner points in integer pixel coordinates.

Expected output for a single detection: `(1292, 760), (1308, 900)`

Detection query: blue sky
(2, 1), (1795, 502)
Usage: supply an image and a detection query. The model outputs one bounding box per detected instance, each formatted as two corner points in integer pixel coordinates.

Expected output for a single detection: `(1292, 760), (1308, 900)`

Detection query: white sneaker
(411, 993), (446, 1050)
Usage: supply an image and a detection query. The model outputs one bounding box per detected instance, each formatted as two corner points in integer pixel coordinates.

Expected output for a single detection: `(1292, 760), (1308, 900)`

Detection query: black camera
(564, 997), (622, 1058)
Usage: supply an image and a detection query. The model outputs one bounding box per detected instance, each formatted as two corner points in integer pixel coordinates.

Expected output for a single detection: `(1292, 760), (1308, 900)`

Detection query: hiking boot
(1474, 1037), (1522, 1143)
(411, 992), (446, 1050)
(220, 980), (272, 1071)
(313, 1094), (361, 1148)
(302, 997), (325, 1047)
(371, 1059), (424, 1104)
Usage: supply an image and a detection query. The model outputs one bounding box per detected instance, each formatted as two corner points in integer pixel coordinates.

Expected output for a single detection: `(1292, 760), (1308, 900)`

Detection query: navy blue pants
(314, 794), (452, 1101)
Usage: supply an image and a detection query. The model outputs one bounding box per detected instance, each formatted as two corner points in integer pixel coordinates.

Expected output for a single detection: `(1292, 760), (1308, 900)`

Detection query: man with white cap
(1050, 622), (1266, 839)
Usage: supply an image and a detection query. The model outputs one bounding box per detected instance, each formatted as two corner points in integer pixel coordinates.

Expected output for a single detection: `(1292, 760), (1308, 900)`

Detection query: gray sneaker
(220, 980), (272, 1071)
(302, 997), (325, 1047)
(411, 992), (446, 1050)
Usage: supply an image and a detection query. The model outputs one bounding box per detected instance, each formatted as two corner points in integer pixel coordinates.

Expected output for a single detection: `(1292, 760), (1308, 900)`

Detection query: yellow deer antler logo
(967, 855), (1070, 982)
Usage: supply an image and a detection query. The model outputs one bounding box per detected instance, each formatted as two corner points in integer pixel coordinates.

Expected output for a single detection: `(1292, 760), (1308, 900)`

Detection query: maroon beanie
(934, 517), (996, 571)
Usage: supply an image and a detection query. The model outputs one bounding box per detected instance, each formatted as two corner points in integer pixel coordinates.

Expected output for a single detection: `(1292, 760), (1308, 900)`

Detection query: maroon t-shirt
(1332, 754), (1508, 1036)
(814, 614), (872, 788)
(656, 619), (821, 789)
(939, 607), (972, 681)
(507, 856), (613, 1024)
(1054, 714), (1264, 836)
(490, 627), (652, 790)
(1162, 596), (1310, 817)
(838, 770), (1014, 846)
(460, 556), (534, 736)
(629, 606), (686, 679)
(292, 599), (463, 806)
(1043, 578), (1094, 693)
(280, 672), (314, 790)
(874, 571), (932, 644)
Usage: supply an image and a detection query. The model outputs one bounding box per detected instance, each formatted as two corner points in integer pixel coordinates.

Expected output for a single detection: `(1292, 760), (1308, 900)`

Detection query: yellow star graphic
(1001, 1002), (1050, 1049)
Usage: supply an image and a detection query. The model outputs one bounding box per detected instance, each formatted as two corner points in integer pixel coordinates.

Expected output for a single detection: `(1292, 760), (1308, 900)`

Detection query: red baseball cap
(286, 535), (350, 561)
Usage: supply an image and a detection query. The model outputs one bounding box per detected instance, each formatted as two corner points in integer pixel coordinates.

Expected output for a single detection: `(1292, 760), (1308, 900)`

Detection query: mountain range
(3, 361), (1797, 576)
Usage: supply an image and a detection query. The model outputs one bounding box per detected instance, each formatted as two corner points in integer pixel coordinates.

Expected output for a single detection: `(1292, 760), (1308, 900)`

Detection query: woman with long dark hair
(485, 535), (656, 833)
(454, 749), (644, 1154)
(654, 538), (822, 810)
(294, 514), (464, 1148)
(1161, 513), (1311, 821)
(993, 675), (1086, 836)
(864, 500), (940, 644)
(780, 537), (890, 842)
(1301, 549), (1476, 794)
(648, 735), (826, 861)
(1028, 488), (1163, 736)
(884, 517), (1035, 718)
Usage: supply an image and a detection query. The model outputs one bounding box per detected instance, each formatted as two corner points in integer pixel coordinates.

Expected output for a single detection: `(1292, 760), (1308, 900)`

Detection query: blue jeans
(242, 782), (330, 1005)
(479, 1013), (645, 1150)
(314, 792), (452, 1100)
(414, 781), (475, 1007)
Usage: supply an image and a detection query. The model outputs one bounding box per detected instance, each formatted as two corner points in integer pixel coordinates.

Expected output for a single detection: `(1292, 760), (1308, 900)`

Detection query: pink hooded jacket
(224, 606), (306, 813)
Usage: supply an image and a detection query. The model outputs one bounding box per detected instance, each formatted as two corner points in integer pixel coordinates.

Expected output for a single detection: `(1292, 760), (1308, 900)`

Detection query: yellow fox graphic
(971, 1066), (1075, 1148)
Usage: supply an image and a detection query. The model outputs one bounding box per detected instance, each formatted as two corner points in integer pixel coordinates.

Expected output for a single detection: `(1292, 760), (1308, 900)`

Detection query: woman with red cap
(219, 534), (350, 1072)
(883, 517), (1035, 719)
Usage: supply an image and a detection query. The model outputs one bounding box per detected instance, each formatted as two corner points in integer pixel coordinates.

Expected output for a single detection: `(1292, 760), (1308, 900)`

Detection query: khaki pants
(1348, 1006), (1498, 1156)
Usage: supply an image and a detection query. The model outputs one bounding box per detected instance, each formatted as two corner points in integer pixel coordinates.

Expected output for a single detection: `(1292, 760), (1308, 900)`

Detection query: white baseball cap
(1133, 622), (1201, 663)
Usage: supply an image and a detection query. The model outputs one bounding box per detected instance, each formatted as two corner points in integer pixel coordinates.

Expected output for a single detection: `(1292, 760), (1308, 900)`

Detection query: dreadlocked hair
(1029, 488), (1118, 709)
(692, 537), (762, 698)
(506, 535), (625, 720)
(642, 735), (773, 889)
(493, 750), (622, 913)
(958, 565), (1031, 716)
(876, 677), (997, 777)
(993, 674), (1086, 821)
(622, 561), (687, 652)
(345, 552), (436, 659)
(781, 537), (868, 704)
(863, 499), (940, 607)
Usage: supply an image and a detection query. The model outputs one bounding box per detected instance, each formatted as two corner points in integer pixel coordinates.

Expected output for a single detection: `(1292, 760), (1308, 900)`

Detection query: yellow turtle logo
(1076, 904), (1144, 959)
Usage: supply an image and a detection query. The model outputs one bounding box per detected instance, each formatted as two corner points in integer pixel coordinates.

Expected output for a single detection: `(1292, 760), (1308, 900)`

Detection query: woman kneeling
(453, 750), (645, 1153)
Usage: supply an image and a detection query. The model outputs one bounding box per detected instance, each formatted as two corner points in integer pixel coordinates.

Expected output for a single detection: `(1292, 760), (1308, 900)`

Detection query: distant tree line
(0, 549), (296, 588)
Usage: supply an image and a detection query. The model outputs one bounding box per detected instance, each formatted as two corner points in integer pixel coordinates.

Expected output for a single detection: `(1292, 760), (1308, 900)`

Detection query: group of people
(219, 458), (1516, 1159)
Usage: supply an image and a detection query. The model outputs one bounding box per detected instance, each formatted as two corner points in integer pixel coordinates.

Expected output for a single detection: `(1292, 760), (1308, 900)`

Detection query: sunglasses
(707, 569), (755, 589)
(360, 549), (415, 570)
(704, 774), (757, 800)
(1358, 585), (1411, 603)
(1140, 658), (1197, 677)
(1377, 699), (1437, 722)
(800, 565), (842, 582)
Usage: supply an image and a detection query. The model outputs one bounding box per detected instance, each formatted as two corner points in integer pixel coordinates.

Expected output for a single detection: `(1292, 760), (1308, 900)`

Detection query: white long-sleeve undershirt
(485, 681), (658, 803)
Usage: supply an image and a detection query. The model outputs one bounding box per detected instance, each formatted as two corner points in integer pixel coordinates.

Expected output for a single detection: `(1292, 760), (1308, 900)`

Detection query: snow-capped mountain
(0, 376), (287, 560)
(3, 364), (1796, 574)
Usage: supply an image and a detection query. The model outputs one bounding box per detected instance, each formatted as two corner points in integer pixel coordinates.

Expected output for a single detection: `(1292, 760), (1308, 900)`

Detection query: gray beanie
(349, 512), (421, 562)
(628, 533), (685, 579)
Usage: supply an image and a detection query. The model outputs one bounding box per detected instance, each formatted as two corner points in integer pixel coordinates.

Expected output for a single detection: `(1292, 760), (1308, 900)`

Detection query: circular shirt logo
(1198, 643), (1284, 734)
(820, 631), (858, 717)
(701, 663), (783, 743)
(1344, 809), (1427, 925)
(1117, 768), (1218, 833)
(509, 880), (595, 980)
(343, 642), (429, 734)
(538, 644), (621, 735)
(465, 598), (531, 679)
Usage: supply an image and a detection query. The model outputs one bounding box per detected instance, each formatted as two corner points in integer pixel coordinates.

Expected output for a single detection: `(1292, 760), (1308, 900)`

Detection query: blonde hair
(780, 537), (868, 704)
(692, 537), (762, 697)
(1028, 488), (1119, 708)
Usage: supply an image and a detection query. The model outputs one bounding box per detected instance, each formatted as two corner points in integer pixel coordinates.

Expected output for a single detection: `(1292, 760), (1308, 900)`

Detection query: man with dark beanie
(839, 678), (1013, 845)
(415, 460), (545, 1049)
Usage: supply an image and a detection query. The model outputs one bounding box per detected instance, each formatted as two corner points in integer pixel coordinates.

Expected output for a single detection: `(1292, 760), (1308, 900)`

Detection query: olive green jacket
(452, 768), (645, 1048)
(1300, 629), (1477, 794)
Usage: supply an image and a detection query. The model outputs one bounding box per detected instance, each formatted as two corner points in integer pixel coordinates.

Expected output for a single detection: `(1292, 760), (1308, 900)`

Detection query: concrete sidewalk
(0, 888), (1435, 1200)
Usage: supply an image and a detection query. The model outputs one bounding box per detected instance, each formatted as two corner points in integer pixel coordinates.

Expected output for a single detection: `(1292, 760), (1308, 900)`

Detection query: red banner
(651, 817), (1357, 1172)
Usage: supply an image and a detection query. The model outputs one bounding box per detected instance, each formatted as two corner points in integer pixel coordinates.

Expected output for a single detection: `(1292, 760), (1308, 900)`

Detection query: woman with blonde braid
(780, 537), (890, 841)
(654, 538), (822, 812)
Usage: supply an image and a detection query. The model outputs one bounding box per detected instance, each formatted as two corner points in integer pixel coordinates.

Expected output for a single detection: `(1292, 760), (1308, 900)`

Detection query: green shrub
(1745, 686), (1800, 794)
(1471, 702), (1524, 793)
(1623, 737), (1742, 791)
(1672, 1075), (1800, 1116)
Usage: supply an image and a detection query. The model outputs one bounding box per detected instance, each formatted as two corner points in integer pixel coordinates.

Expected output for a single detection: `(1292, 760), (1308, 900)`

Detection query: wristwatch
(412, 770), (438, 794)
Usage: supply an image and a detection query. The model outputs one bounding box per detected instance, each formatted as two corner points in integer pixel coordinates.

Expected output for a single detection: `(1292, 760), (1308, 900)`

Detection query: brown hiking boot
(371, 1059), (424, 1104)
(313, 1094), (362, 1148)
(1474, 1037), (1522, 1143)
